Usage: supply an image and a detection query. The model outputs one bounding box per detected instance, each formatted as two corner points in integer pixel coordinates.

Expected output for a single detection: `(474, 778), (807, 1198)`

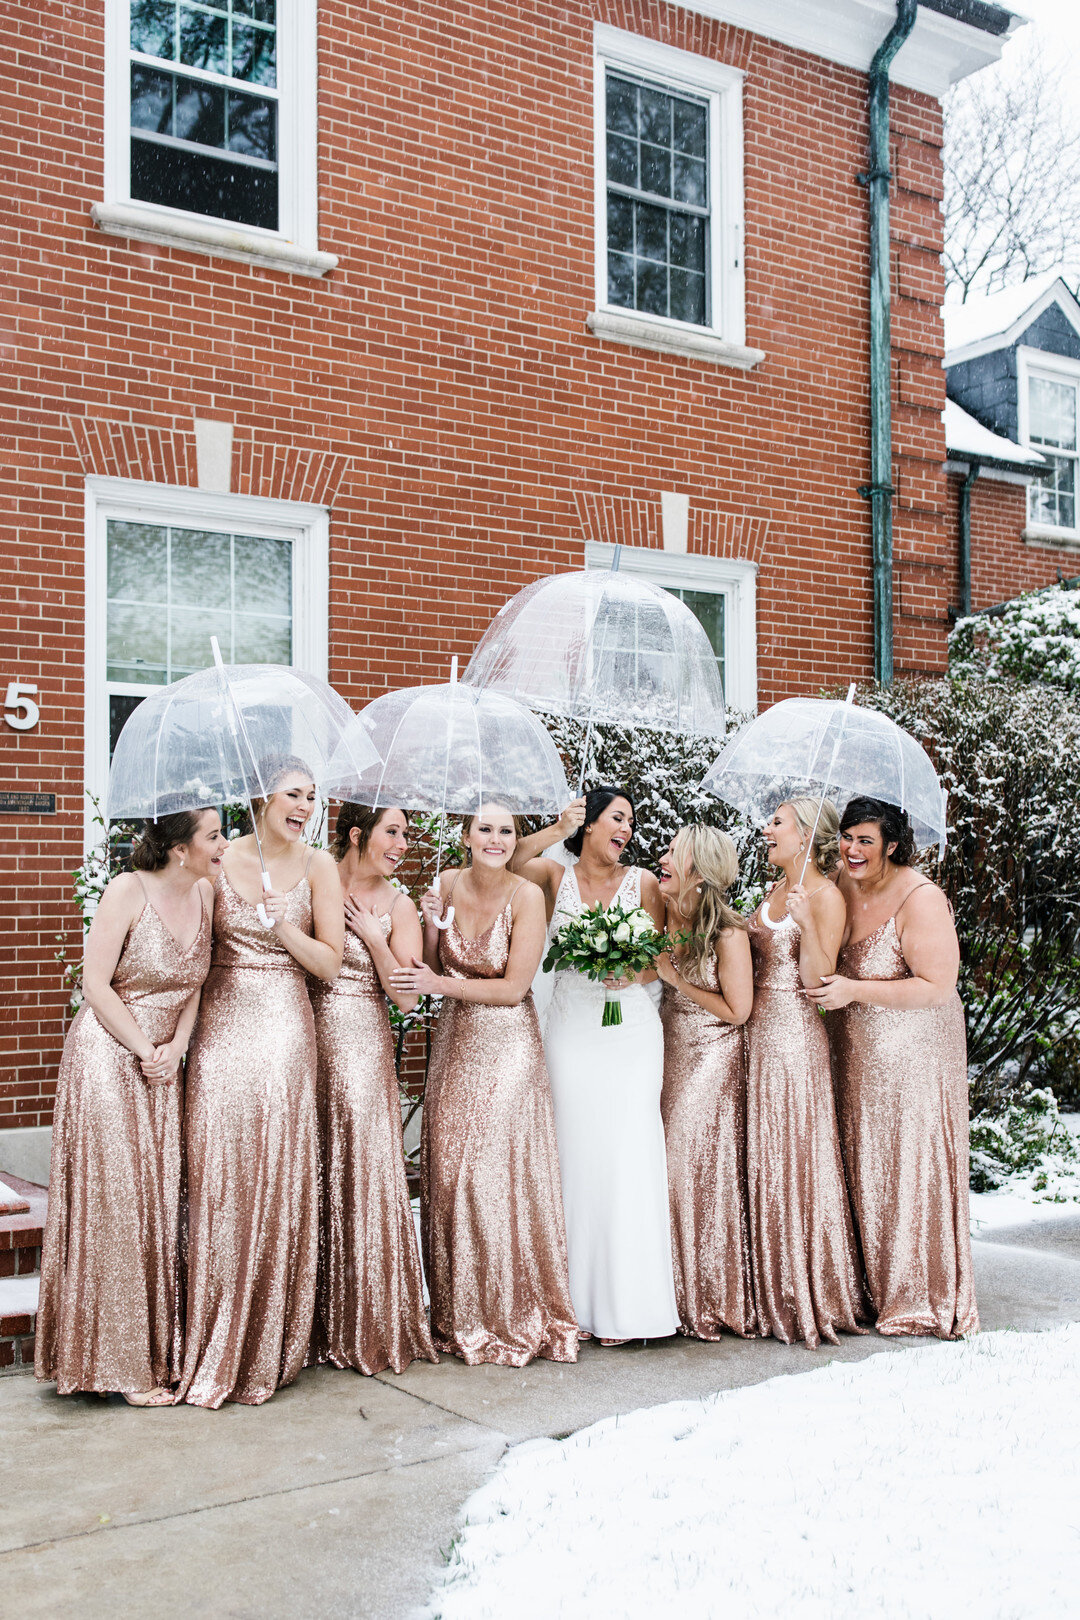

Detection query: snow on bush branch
(950, 582), (1080, 693)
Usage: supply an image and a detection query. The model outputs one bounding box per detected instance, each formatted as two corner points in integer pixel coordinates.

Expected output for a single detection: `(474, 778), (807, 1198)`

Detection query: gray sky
(1007, 0), (1080, 61)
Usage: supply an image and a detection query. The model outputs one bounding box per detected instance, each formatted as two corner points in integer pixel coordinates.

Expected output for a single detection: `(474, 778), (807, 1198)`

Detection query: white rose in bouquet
(614, 921), (632, 943)
(593, 931), (609, 952)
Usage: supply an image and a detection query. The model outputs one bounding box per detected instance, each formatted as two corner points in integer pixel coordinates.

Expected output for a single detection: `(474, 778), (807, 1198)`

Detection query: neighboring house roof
(944, 399), (1046, 471)
(943, 274), (1080, 365)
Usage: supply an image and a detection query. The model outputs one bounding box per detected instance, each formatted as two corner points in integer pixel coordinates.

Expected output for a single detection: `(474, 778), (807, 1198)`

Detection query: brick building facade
(2, 0), (1018, 1140)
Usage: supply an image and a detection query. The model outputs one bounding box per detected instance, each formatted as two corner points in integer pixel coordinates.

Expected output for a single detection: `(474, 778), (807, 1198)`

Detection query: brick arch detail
(574, 490), (769, 564)
(594, 0), (756, 71)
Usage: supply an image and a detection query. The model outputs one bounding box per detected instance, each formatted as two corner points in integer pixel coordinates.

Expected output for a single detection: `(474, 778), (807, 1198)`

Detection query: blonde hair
(670, 824), (746, 980)
(782, 795), (841, 875)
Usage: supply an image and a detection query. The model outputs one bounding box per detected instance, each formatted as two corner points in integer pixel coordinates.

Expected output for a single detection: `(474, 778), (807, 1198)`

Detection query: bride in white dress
(513, 787), (679, 1344)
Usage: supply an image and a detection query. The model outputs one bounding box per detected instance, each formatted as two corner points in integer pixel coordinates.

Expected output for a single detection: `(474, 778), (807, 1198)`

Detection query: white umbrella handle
(432, 870), (455, 931)
(257, 869), (275, 930)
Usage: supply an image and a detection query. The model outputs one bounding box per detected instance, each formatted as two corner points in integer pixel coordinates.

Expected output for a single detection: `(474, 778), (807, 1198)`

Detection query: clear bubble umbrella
(461, 550), (726, 789)
(325, 658), (571, 928)
(700, 685), (948, 864)
(109, 638), (381, 925)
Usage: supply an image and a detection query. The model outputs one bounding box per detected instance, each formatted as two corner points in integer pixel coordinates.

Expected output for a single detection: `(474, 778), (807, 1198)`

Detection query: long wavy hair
(669, 824), (746, 980)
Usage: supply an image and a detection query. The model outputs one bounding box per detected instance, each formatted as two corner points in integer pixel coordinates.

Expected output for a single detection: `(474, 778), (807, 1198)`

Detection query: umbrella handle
(257, 869), (275, 930)
(431, 871), (455, 932)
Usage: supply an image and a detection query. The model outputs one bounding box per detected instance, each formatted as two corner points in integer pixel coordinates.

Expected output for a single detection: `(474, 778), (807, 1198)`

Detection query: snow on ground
(430, 1326), (1080, 1620)
(971, 1111), (1080, 1234)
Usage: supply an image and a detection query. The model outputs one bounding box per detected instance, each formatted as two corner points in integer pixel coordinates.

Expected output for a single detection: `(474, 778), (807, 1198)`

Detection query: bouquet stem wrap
(602, 986), (623, 1028)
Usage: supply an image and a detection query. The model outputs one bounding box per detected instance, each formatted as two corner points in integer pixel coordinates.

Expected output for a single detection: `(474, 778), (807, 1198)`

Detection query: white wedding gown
(542, 861), (679, 1340)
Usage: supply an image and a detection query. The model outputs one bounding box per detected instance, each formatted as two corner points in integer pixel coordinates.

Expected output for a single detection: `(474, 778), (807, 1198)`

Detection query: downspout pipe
(858, 0), (918, 686)
(957, 460), (979, 619)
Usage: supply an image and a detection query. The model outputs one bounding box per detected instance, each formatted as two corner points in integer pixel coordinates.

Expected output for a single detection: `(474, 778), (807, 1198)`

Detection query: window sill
(91, 201), (338, 278)
(1023, 526), (1080, 549)
(586, 309), (765, 370)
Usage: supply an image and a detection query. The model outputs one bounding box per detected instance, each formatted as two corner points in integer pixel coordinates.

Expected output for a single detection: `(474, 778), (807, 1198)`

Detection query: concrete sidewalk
(3, 1225), (1079, 1620)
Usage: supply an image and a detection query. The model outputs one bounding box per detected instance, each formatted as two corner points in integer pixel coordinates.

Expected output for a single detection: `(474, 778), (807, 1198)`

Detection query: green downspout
(858, 0), (918, 685)
(957, 460), (979, 619)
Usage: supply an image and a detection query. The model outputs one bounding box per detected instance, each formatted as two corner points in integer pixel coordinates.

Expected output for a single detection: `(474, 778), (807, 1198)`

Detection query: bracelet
(461, 979), (471, 1003)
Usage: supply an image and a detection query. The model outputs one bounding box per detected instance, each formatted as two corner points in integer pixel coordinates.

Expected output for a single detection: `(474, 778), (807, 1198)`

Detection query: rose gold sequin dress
(421, 896), (577, 1366)
(661, 953), (757, 1340)
(309, 909), (437, 1375)
(177, 870), (320, 1407)
(36, 897), (211, 1395)
(830, 909), (978, 1339)
(745, 896), (870, 1347)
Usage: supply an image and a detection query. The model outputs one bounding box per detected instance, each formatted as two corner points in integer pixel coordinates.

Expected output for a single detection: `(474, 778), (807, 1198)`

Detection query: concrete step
(0, 1175), (46, 1374)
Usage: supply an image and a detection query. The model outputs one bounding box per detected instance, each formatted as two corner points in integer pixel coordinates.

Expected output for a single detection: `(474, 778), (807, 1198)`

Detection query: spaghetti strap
(133, 872), (150, 901)
(303, 846), (314, 879)
(893, 879), (934, 921)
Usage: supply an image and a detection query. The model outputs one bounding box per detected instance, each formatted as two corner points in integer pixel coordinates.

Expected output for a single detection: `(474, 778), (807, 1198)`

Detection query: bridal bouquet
(542, 899), (669, 1027)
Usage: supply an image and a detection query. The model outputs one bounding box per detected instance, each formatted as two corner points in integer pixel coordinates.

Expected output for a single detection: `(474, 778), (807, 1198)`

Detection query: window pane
(606, 133), (637, 189)
(227, 90), (276, 161)
(606, 74), (638, 137)
(232, 0), (275, 21)
(669, 212), (705, 273)
(171, 605), (231, 669)
(639, 87), (671, 146)
(131, 137), (278, 229)
(110, 693), (147, 760)
(639, 142), (671, 199)
(607, 194), (633, 255)
(108, 521), (167, 603)
(232, 19), (276, 86)
(107, 602), (168, 683)
(675, 588), (725, 675)
(174, 74), (226, 144)
(635, 201), (667, 264)
(669, 267), (706, 325)
(131, 0), (176, 60)
(234, 613), (292, 664)
(673, 153), (706, 207)
(178, 4), (228, 74)
(170, 528), (231, 607)
(673, 100), (706, 159)
(131, 65), (174, 134)
(234, 536), (292, 614)
(607, 251), (635, 308)
(1030, 453), (1077, 530)
(637, 258), (667, 318)
(1030, 377), (1077, 451)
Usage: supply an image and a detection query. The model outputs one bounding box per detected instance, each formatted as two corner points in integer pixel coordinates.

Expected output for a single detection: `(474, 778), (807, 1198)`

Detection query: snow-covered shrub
(852, 675), (1080, 1111)
(970, 1086), (1079, 1198)
(950, 582), (1080, 693)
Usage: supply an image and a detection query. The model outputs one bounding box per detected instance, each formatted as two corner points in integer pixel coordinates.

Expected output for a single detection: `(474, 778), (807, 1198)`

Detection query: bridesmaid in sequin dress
(745, 797), (869, 1347)
(656, 825), (757, 1340)
(309, 803), (436, 1375)
(809, 796), (978, 1339)
(393, 802), (577, 1366)
(178, 762), (344, 1407)
(36, 809), (223, 1404)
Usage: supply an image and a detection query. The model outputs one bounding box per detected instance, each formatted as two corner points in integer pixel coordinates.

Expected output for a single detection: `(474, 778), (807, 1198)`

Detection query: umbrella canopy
(462, 567), (726, 738)
(108, 660), (380, 821)
(329, 677), (571, 817)
(699, 694), (947, 855)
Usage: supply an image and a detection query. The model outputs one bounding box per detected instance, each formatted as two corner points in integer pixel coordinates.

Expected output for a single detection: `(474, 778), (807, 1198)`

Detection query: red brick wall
(945, 471), (1069, 613)
(3, 0), (958, 1125)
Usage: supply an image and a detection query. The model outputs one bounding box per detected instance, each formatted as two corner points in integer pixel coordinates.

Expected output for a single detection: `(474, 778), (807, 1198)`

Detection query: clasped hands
(140, 1040), (182, 1086)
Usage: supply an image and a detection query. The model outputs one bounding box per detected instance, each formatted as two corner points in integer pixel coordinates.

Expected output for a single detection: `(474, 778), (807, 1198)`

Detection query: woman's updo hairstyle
(783, 795), (841, 875)
(670, 824), (746, 979)
(564, 785), (637, 859)
(250, 755), (315, 825)
(330, 803), (401, 863)
(839, 795), (917, 867)
(129, 809), (207, 872)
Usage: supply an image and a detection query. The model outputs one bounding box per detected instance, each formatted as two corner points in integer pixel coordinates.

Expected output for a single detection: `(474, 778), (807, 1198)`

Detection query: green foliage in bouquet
(542, 899), (670, 1026)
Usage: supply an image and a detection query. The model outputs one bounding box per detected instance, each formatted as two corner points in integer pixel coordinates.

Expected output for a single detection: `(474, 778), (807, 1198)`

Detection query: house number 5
(4, 681), (41, 731)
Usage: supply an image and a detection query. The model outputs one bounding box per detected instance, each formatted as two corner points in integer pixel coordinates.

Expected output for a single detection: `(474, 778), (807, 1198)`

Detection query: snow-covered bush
(970, 1086), (1079, 1198)
(853, 675), (1080, 1111)
(950, 582), (1080, 693)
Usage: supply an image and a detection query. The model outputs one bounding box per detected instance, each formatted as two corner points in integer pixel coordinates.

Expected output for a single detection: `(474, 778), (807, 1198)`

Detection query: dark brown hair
(564, 785), (636, 859)
(839, 796), (917, 866)
(129, 809), (209, 872)
(330, 803), (403, 862)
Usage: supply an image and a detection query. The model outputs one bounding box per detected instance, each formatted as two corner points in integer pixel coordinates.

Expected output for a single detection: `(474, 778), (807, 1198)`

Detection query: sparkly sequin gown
(421, 893), (577, 1365)
(309, 909), (436, 1375)
(544, 864), (679, 1341)
(178, 869), (321, 1407)
(661, 952), (757, 1340)
(830, 906), (978, 1339)
(745, 895), (869, 1347)
(36, 896), (211, 1394)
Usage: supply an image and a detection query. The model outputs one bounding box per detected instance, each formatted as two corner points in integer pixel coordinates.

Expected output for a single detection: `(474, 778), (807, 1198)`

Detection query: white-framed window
(95, 0), (333, 277)
(1018, 347), (1080, 539)
(84, 477), (329, 834)
(589, 25), (756, 369)
(584, 540), (757, 714)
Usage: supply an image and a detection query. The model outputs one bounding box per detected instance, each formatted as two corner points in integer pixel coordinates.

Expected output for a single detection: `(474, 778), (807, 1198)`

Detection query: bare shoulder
(511, 876), (546, 917)
(308, 848), (341, 887)
(438, 866), (464, 889)
(98, 870), (143, 920)
(196, 876), (216, 910)
(898, 878), (953, 929)
(388, 884), (419, 921)
(638, 868), (662, 900)
(811, 879), (846, 919)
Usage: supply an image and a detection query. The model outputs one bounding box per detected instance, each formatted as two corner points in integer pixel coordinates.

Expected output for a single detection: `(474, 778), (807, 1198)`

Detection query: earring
(179, 857), (185, 867)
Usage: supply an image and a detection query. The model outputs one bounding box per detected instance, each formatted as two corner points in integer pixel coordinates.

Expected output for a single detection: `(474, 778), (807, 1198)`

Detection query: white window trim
(84, 476), (330, 843)
(1017, 345), (1080, 546)
(589, 24), (762, 372)
(94, 0), (336, 278)
(584, 539), (758, 714)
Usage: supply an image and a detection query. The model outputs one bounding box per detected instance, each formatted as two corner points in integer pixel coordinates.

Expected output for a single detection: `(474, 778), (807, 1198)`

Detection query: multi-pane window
(129, 0), (278, 230)
(106, 520), (293, 756)
(670, 586), (725, 683)
(1028, 373), (1078, 531)
(605, 71), (710, 327)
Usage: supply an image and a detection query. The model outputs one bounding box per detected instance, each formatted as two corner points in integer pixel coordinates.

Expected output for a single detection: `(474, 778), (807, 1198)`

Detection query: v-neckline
(140, 898), (207, 957)
(221, 866), (309, 910)
(569, 862), (633, 912)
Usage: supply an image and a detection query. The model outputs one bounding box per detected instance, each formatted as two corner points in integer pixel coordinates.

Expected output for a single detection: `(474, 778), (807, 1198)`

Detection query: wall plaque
(0, 791), (57, 814)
